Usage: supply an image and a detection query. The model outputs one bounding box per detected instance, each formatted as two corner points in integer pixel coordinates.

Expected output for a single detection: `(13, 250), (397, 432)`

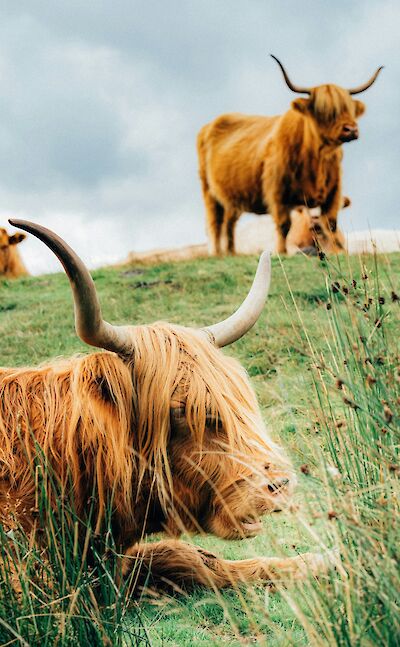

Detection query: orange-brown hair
(0, 323), (284, 534)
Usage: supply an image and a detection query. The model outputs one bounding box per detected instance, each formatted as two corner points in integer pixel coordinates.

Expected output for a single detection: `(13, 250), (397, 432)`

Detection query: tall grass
(0, 252), (398, 645)
(289, 253), (400, 646)
(0, 454), (150, 646)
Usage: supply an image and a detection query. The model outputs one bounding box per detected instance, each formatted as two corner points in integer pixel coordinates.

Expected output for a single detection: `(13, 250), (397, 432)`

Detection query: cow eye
(171, 406), (185, 419)
(311, 224), (323, 234)
(95, 376), (116, 405)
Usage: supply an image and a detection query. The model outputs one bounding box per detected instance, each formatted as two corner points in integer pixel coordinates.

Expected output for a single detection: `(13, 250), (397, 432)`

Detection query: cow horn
(347, 66), (384, 95)
(8, 219), (134, 355)
(202, 251), (271, 348)
(270, 54), (311, 95)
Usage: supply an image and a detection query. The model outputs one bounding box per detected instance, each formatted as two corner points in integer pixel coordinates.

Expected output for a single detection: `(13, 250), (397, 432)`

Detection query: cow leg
(224, 210), (240, 255)
(272, 208), (291, 254)
(122, 539), (335, 592)
(321, 184), (342, 234)
(203, 193), (225, 256)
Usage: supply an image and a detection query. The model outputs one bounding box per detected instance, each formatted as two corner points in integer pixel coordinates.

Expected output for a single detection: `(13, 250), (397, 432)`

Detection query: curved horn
(8, 219), (134, 355)
(348, 66), (384, 95)
(270, 54), (311, 95)
(202, 252), (271, 348)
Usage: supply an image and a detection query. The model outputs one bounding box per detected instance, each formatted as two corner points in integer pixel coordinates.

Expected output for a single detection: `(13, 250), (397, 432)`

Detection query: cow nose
(299, 246), (318, 256)
(267, 478), (290, 493)
(342, 124), (359, 141)
(307, 198), (318, 208)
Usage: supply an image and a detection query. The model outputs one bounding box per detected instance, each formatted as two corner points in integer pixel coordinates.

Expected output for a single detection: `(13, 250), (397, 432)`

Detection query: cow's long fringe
(129, 323), (283, 505)
(312, 85), (355, 123)
(0, 323), (284, 532)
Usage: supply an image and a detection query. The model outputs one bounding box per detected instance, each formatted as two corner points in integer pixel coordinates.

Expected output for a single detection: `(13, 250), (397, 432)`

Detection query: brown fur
(287, 196), (351, 256)
(0, 228), (28, 278)
(0, 320), (333, 590)
(287, 206), (345, 256)
(198, 83), (365, 255)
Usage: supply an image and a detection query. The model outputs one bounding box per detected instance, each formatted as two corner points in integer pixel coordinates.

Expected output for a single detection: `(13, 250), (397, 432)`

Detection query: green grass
(0, 251), (399, 645)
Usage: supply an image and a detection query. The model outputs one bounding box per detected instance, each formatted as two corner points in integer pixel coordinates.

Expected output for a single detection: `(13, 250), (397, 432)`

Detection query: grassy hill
(0, 251), (399, 646)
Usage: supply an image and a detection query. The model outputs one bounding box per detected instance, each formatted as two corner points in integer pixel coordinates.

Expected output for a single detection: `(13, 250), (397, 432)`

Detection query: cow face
(287, 204), (347, 256)
(167, 337), (295, 540)
(270, 55), (382, 147)
(203, 452), (296, 540)
(292, 86), (365, 145)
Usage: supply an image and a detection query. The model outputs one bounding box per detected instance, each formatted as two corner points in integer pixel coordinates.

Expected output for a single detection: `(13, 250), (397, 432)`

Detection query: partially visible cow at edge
(198, 55), (383, 255)
(0, 227), (29, 278)
(0, 218), (333, 592)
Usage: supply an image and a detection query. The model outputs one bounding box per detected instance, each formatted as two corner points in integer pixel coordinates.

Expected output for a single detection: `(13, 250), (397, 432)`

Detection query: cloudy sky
(0, 1), (398, 274)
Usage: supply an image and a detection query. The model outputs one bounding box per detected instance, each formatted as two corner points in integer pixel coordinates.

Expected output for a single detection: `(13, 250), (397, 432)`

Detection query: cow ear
(353, 100), (365, 117)
(8, 233), (27, 245)
(291, 98), (310, 114)
(342, 196), (351, 209)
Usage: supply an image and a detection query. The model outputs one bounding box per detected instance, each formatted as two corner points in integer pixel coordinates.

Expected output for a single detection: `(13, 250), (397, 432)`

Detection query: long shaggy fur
(0, 322), (332, 590)
(0, 323), (283, 535)
(0, 352), (135, 532)
(312, 85), (356, 123)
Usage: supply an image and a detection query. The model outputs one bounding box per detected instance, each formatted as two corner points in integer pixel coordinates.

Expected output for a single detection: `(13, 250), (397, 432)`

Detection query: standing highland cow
(198, 56), (382, 255)
(0, 219), (331, 592)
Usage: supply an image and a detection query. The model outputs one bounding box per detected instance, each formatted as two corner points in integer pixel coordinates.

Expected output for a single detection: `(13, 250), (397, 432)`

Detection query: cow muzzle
(340, 124), (359, 142)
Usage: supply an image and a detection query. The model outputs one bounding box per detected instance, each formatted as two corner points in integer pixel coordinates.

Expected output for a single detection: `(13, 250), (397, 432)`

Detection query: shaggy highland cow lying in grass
(0, 219), (332, 592)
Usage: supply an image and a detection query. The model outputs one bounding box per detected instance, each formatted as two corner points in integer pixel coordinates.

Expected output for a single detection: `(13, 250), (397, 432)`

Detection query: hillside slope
(0, 251), (399, 646)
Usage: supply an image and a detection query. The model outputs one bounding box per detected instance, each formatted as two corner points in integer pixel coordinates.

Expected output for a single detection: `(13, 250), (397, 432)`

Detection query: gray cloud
(0, 1), (398, 274)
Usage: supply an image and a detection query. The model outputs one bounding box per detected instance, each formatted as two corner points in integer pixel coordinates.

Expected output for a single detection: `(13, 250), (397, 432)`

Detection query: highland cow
(287, 197), (351, 256)
(0, 219), (330, 591)
(198, 56), (382, 255)
(0, 227), (28, 277)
